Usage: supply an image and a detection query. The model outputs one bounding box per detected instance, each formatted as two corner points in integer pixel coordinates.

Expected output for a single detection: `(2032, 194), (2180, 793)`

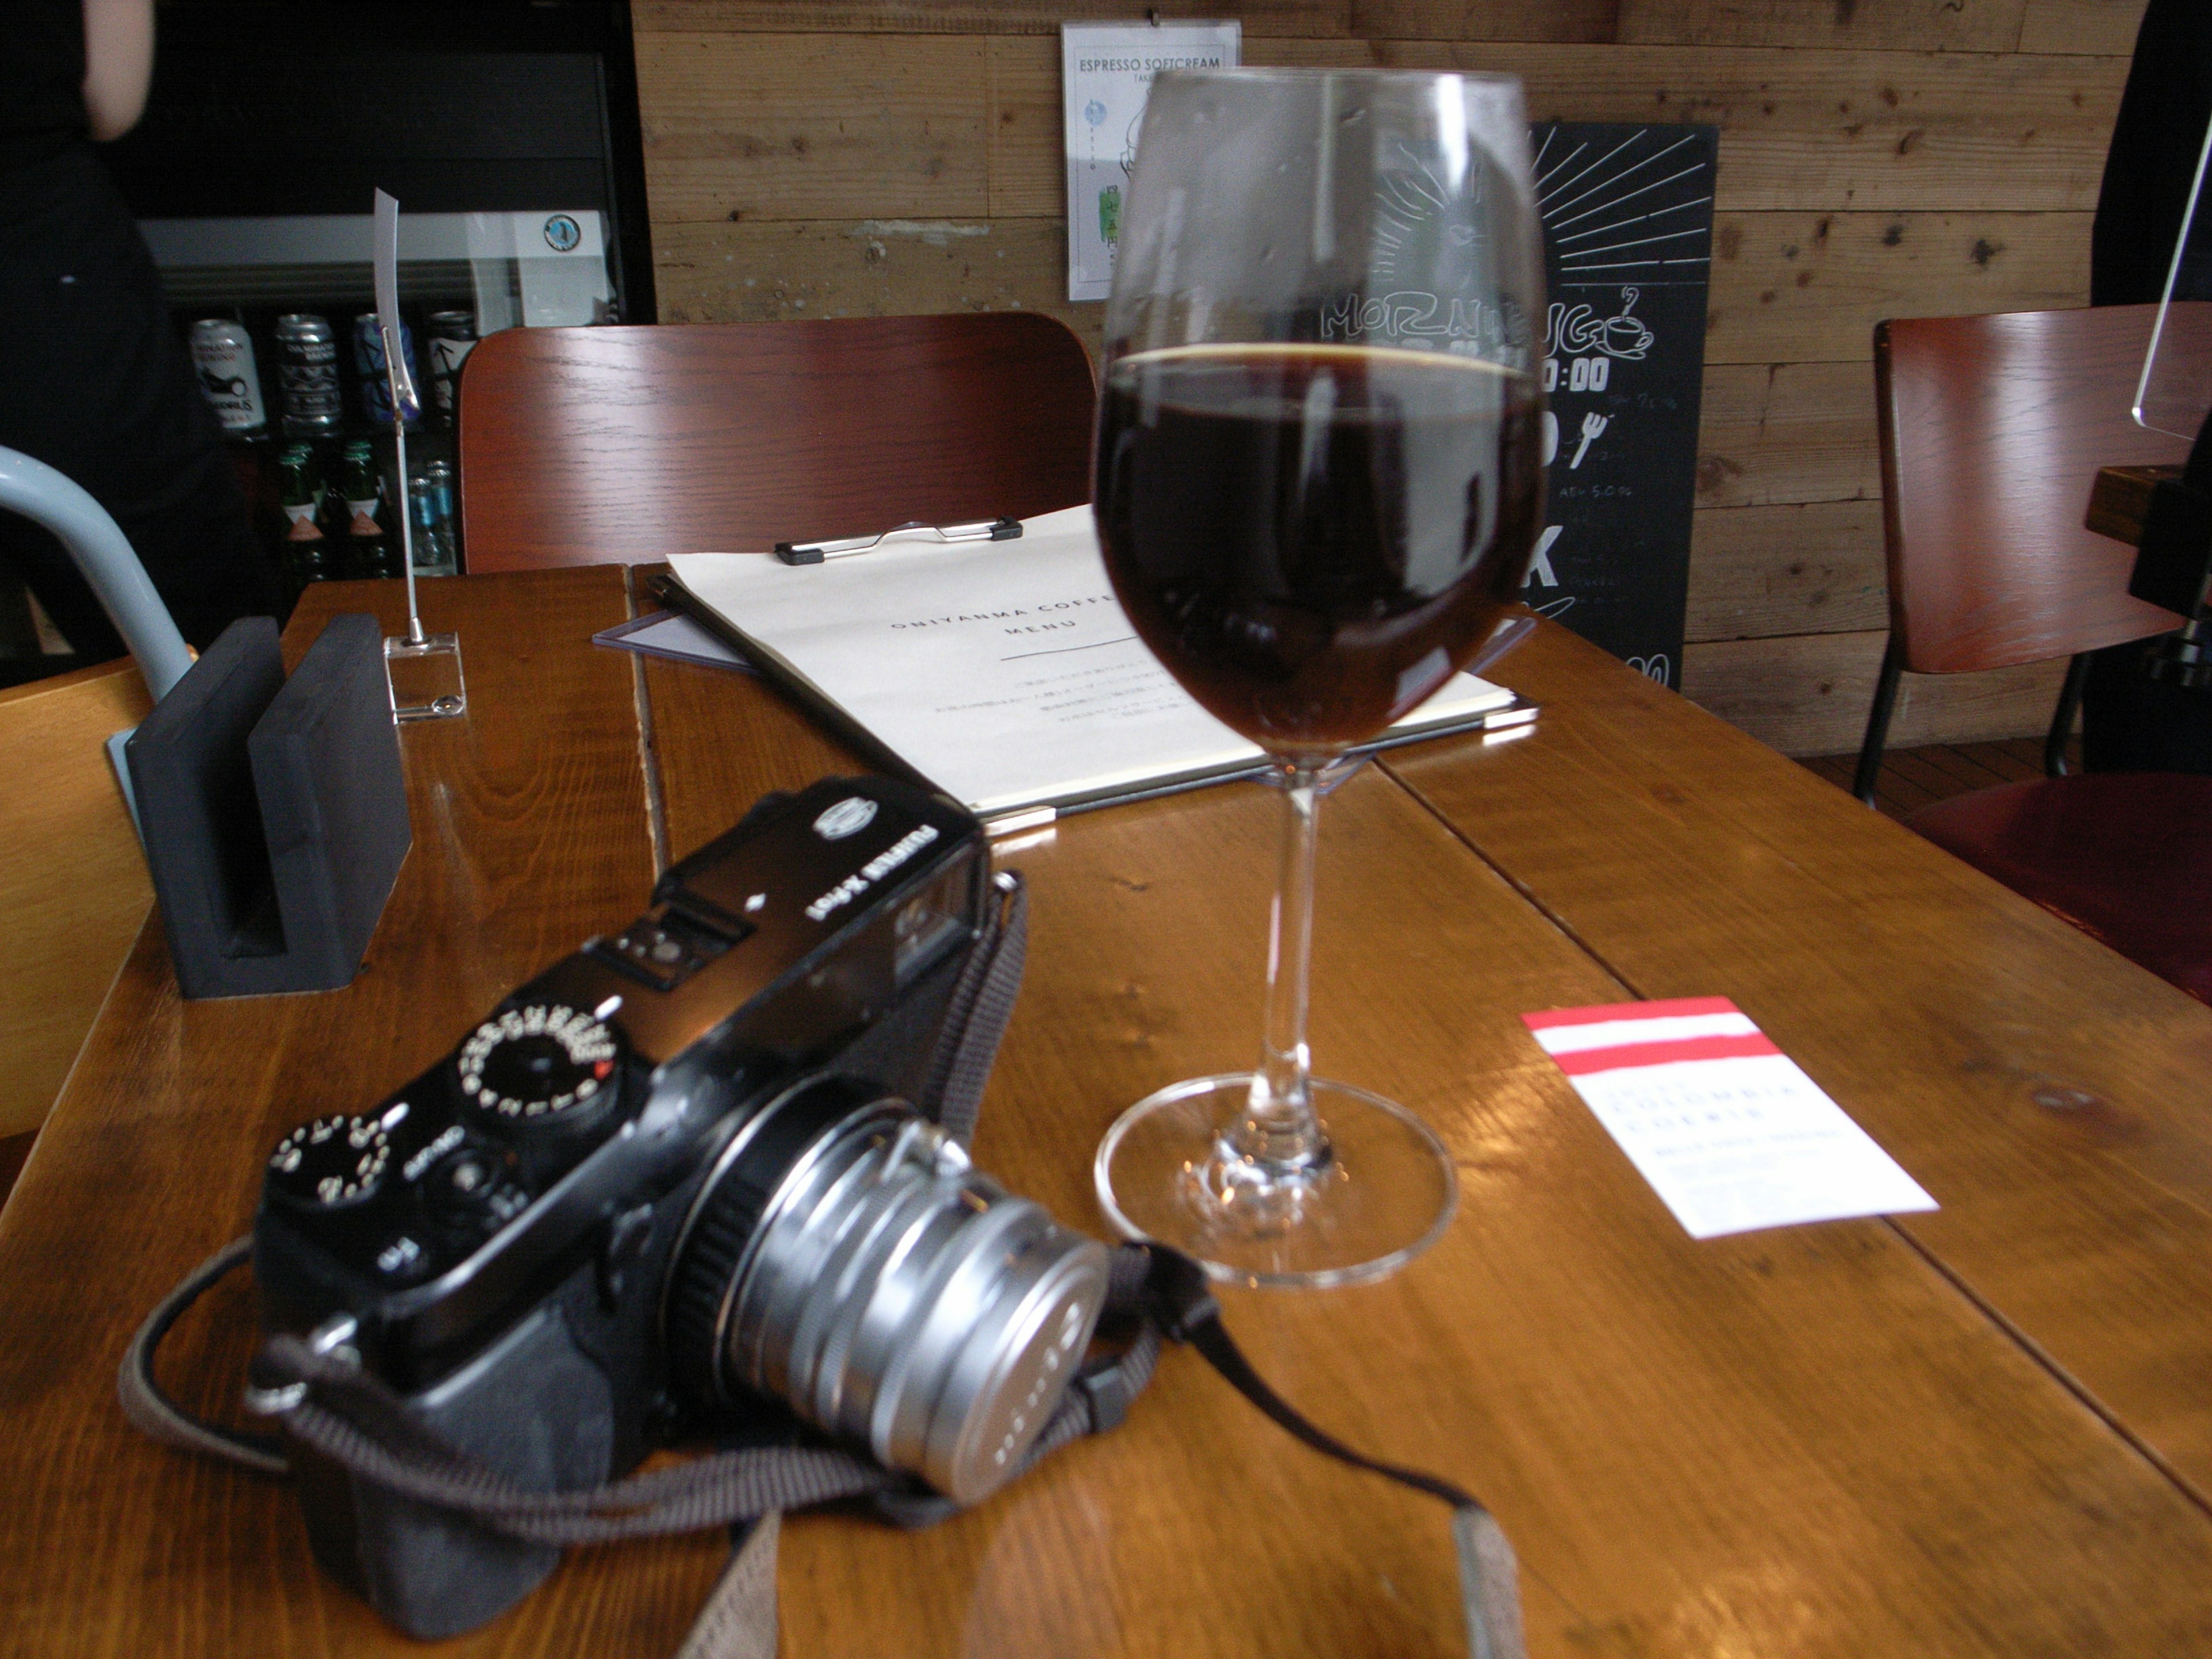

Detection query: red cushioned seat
(1907, 772), (2212, 1004)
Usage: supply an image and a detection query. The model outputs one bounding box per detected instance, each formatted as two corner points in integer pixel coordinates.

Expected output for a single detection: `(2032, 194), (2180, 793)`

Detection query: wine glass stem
(1239, 759), (1328, 1172)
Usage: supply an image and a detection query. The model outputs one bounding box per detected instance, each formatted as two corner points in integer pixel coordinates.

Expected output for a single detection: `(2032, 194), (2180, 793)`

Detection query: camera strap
(121, 1234), (1523, 1659)
(116, 869), (1525, 1659)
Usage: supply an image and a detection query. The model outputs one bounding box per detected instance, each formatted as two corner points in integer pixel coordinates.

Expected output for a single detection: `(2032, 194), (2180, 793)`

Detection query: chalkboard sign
(1528, 123), (1718, 689)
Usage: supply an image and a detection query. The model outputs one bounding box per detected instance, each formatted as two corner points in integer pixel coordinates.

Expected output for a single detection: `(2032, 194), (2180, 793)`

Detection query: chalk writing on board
(1518, 123), (1716, 691)
(1547, 291), (1657, 360)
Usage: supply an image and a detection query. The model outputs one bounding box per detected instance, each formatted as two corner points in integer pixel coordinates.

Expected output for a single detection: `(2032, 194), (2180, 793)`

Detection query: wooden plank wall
(632, 0), (2149, 756)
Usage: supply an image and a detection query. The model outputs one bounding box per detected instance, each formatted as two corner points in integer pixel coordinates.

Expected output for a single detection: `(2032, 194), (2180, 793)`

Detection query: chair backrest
(1875, 304), (2209, 675)
(456, 314), (1098, 570)
(0, 660), (152, 1140)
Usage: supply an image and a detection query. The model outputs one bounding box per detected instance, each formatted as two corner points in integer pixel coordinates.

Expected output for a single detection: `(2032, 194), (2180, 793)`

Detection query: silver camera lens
(669, 1085), (1111, 1504)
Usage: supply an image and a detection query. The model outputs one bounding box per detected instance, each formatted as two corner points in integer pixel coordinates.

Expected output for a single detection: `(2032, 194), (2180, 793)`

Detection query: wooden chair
(0, 660), (153, 1150)
(455, 313), (1097, 569)
(1858, 305), (2212, 1003)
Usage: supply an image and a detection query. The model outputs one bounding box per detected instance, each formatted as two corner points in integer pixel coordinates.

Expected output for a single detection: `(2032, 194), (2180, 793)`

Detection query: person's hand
(81, 0), (155, 142)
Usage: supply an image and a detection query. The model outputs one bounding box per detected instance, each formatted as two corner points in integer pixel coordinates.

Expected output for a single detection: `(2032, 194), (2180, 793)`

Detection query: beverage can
(274, 314), (344, 438)
(427, 310), (477, 422)
(190, 320), (267, 435)
(408, 457), (460, 575)
(354, 312), (421, 428)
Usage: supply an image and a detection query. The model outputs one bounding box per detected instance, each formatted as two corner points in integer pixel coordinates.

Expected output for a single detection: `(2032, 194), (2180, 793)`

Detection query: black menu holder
(126, 613), (411, 1000)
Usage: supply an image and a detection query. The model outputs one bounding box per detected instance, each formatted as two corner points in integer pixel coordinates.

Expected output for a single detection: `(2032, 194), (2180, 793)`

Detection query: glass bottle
(276, 443), (336, 596)
(338, 440), (404, 581)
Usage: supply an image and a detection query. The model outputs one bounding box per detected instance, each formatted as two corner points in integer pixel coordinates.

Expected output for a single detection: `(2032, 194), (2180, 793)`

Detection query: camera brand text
(805, 823), (940, 923)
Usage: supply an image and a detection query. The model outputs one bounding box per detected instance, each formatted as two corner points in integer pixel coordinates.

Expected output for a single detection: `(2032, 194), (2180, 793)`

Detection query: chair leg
(1853, 636), (1906, 808)
(2045, 652), (2090, 777)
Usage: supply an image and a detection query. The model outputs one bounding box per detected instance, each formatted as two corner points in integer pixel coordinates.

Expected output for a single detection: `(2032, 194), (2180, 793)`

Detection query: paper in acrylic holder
(372, 188), (466, 722)
(1522, 997), (1936, 1240)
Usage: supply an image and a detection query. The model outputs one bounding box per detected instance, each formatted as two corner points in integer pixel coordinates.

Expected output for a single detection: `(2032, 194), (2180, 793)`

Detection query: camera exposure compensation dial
(268, 1115), (392, 1210)
(455, 1003), (622, 1131)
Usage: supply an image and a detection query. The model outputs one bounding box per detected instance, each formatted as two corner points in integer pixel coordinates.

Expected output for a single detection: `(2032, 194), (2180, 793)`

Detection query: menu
(666, 507), (1532, 824)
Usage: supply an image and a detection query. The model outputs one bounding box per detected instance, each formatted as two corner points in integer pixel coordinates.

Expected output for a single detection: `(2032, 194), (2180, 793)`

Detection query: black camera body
(252, 777), (1109, 1638)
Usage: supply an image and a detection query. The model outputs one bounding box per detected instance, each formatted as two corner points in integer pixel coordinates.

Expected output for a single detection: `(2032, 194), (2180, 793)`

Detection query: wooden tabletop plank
(9, 580), (2212, 1658)
(0, 570), (740, 1657)
(633, 613), (865, 869)
(635, 637), (2212, 1657)
(1387, 619), (2212, 1505)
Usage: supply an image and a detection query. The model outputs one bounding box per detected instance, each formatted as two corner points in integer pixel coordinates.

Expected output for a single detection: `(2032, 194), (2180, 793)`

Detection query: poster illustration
(1059, 20), (1241, 302)
(1527, 123), (1718, 688)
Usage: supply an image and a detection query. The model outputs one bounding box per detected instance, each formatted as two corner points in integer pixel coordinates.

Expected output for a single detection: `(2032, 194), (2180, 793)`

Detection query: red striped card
(1520, 998), (1936, 1240)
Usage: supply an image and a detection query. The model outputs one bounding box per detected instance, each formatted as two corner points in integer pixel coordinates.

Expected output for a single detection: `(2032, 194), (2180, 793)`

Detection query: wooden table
(5, 567), (2212, 1658)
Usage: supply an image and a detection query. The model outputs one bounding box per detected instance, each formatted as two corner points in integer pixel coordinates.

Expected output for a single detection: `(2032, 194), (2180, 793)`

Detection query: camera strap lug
(598, 1202), (658, 1307)
(1074, 1352), (1135, 1432)
(921, 870), (1028, 1148)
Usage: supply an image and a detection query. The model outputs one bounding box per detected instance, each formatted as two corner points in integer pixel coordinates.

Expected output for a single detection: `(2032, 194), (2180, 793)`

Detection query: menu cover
(665, 506), (1535, 825)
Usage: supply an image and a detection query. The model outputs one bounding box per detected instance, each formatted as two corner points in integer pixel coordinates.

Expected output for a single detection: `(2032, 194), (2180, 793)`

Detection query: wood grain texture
(1681, 627), (2074, 752)
(0, 659), (153, 1140)
(2017, 0), (2149, 55)
(1234, 40), (2127, 213)
(0, 570), (722, 1659)
(1705, 210), (2089, 365)
(646, 34), (2128, 225)
(627, 0), (2145, 53)
(11, 586), (2212, 1654)
(457, 315), (1096, 570)
(1388, 619), (2212, 1499)
(1615, 0), (2027, 50)
(653, 217), (1092, 342)
(1695, 360), (1880, 509)
(632, 0), (1359, 36)
(637, 32), (990, 224)
(1685, 500), (1889, 640)
(640, 624), (2212, 1659)
(655, 209), (2091, 373)
(1877, 305), (2191, 672)
(639, 658), (866, 872)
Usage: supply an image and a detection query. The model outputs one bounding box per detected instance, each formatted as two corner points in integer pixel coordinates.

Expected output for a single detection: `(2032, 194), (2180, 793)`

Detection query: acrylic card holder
(372, 187), (467, 719)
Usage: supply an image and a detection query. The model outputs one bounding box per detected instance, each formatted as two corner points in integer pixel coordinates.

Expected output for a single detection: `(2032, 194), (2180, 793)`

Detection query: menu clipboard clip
(775, 517), (1022, 566)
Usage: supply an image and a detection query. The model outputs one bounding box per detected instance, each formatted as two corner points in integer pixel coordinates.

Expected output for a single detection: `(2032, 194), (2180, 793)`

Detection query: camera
(250, 777), (1111, 1639)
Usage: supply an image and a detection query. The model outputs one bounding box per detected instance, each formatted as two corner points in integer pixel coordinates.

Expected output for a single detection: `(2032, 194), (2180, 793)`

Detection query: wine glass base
(1094, 1074), (1458, 1289)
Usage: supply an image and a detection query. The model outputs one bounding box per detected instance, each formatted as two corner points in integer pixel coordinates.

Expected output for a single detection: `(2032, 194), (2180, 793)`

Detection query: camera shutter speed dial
(268, 1115), (392, 1209)
(456, 1004), (621, 1128)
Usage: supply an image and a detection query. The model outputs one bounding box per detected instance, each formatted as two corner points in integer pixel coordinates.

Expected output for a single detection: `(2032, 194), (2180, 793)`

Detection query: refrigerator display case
(100, 0), (652, 582)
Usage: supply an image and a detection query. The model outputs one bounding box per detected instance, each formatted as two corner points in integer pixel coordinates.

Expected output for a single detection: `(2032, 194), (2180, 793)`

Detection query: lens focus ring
(669, 1085), (1109, 1505)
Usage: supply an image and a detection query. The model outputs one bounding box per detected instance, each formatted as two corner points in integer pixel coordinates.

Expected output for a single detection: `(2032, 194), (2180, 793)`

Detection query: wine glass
(1090, 69), (1546, 1287)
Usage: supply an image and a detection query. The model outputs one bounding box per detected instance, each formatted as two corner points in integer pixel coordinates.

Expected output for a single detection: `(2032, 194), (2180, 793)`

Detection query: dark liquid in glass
(1097, 344), (1543, 756)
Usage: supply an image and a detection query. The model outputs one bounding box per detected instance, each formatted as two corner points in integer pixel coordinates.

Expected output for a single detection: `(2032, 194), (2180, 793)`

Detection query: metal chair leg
(1853, 635), (1906, 807)
(2045, 652), (2090, 777)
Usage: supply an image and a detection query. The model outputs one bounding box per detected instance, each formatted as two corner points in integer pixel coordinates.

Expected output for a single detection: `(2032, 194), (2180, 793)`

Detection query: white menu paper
(666, 506), (1527, 822)
(1523, 997), (1936, 1240)
(1060, 20), (1241, 302)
